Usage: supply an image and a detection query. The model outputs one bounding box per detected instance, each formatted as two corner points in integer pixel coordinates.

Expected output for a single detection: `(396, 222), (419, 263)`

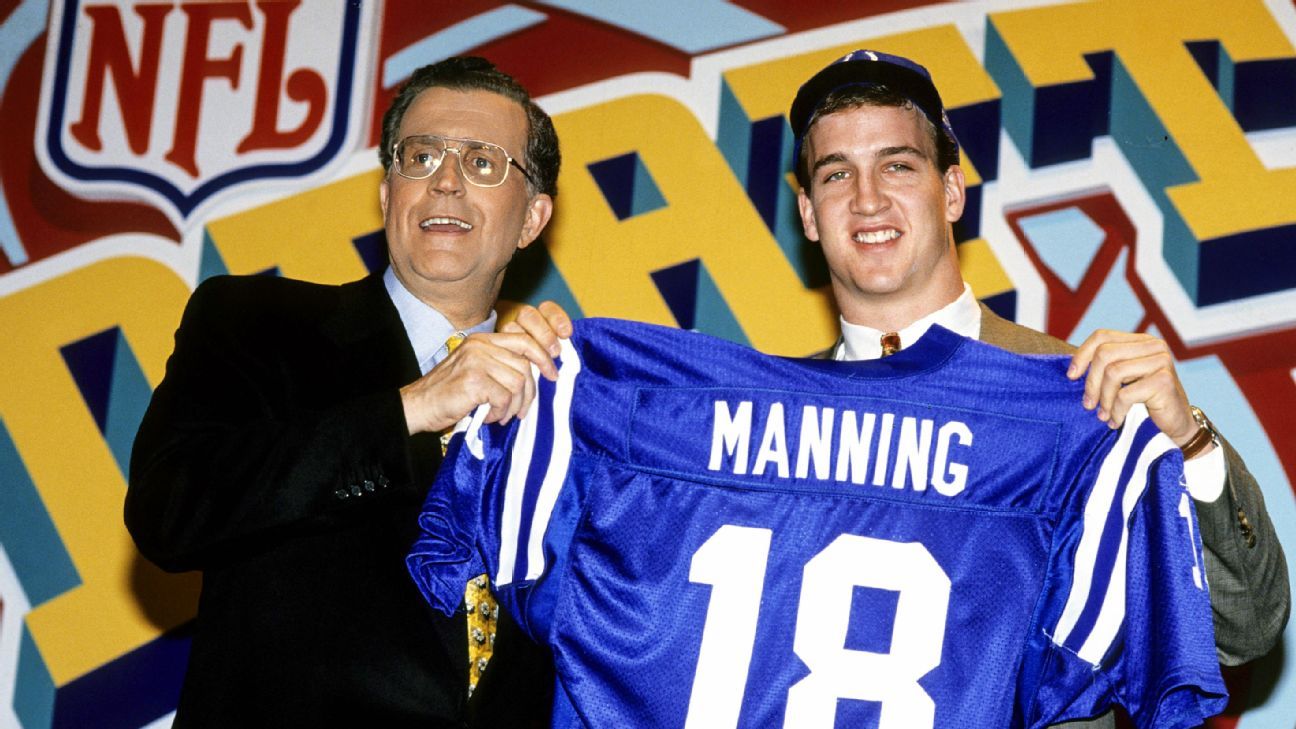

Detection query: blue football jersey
(408, 319), (1225, 729)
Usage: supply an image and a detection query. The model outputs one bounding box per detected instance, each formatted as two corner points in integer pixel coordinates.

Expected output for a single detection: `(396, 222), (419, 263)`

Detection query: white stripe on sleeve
(525, 337), (582, 581)
(1052, 406), (1148, 648)
(495, 363), (542, 587)
(1077, 424), (1175, 664)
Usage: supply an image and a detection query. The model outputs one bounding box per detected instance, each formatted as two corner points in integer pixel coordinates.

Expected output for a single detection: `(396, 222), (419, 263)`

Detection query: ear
(517, 193), (554, 250)
(379, 177), (390, 219)
(943, 164), (966, 224)
(797, 187), (820, 242)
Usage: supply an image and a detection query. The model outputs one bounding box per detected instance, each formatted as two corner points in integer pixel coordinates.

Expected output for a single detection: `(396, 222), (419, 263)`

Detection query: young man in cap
(790, 49), (1288, 728)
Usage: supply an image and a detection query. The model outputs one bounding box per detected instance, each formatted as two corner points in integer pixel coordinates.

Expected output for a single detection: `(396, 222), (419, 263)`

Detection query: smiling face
(797, 102), (966, 331)
(379, 87), (552, 325)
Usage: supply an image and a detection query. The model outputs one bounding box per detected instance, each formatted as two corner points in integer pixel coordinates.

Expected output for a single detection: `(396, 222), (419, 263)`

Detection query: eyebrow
(811, 144), (930, 174)
(810, 152), (849, 174)
(877, 145), (930, 161)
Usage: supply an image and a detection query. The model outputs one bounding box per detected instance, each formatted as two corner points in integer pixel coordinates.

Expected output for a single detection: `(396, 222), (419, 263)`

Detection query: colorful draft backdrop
(1, 0), (1294, 726)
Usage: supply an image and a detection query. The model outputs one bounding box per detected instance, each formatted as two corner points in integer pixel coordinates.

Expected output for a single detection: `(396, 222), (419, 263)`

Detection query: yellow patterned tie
(441, 332), (498, 695)
(439, 332), (467, 455)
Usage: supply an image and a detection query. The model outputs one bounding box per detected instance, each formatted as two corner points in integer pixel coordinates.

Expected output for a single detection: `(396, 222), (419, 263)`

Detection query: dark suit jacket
(978, 304), (1290, 729)
(126, 273), (552, 728)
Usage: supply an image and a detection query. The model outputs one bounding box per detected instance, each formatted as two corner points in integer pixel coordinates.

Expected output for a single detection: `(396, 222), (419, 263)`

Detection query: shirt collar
(835, 283), (980, 361)
(383, 267), (497, 375)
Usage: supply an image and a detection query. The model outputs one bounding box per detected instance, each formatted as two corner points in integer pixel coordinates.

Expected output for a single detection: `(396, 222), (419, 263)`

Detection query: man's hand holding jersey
(401, 301), (573, 435)
(1067, 329), (1212, 457)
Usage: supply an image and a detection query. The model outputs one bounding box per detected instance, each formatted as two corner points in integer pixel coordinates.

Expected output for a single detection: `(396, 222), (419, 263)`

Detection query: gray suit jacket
(978, 304), (1290, 728)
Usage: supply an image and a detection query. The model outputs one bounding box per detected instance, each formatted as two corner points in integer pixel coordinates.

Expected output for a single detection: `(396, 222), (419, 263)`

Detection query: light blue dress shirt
(383, 267), (497, 376)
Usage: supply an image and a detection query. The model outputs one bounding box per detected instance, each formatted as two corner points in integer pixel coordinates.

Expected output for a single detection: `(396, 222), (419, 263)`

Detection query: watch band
(1180, 405), (1219, 460)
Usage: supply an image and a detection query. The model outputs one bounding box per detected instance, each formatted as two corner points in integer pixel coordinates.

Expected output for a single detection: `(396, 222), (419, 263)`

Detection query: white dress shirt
(832, 283), (1224, 502)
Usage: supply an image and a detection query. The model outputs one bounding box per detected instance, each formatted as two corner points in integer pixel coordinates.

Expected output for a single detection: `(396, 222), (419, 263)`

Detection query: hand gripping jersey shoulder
(408, 319), (1226, 729)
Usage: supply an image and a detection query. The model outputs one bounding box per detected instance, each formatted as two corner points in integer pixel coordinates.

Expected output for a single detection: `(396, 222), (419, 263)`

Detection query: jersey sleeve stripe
(496, 365), (543, 587)
(1076, 421), (1175, 664)
(525, 337), (582, 581)
(1065, 419), (1160, 653)
(1053, 405), (1178, 665)
(1052, 406), (1146, 646)
(513, 374), (558, 583)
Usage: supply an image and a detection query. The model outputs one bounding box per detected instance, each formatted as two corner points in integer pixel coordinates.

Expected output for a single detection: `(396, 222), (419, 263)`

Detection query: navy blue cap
(790, 49), (959, 159)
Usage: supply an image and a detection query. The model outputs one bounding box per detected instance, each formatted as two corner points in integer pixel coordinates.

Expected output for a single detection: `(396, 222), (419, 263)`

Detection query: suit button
(349, 484), (362, 497)
(378, 475), (391, 489)
(1239, 507), (1256, 548)
(334, 489), (349, 500)
(363, 479), (376, 492)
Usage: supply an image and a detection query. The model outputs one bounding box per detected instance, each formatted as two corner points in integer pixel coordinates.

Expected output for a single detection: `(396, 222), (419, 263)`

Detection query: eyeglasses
(391, 134), (535, 188)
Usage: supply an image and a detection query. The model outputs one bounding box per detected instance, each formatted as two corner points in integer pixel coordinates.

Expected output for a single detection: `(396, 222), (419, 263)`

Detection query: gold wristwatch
(1179, 405), (1219, 460)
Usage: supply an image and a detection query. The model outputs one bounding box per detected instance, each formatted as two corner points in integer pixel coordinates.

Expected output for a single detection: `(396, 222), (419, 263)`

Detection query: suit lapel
(977, 302), (1013, 346)
(321, 273), (423, 387)
(977, 302), (1075, 355)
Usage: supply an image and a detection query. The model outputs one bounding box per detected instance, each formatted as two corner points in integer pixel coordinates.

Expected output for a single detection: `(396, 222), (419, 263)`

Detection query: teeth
(853, 229), (899, 244)
(420, 217), (473, 230)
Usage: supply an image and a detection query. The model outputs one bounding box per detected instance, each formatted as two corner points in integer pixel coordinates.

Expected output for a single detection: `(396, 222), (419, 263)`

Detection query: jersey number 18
(685, 524), (952, 729)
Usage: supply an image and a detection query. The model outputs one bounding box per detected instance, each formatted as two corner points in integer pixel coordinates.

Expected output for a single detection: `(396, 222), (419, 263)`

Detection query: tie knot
(880, 332), (901, 357)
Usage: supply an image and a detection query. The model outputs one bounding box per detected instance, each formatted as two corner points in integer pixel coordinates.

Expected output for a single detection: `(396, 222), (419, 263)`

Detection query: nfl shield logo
(36, 0), (372, 229)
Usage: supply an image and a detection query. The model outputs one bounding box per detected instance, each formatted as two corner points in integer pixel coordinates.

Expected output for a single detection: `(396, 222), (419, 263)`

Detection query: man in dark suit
(789, 50), (1289, 727)
(127, 57), (563, 727)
